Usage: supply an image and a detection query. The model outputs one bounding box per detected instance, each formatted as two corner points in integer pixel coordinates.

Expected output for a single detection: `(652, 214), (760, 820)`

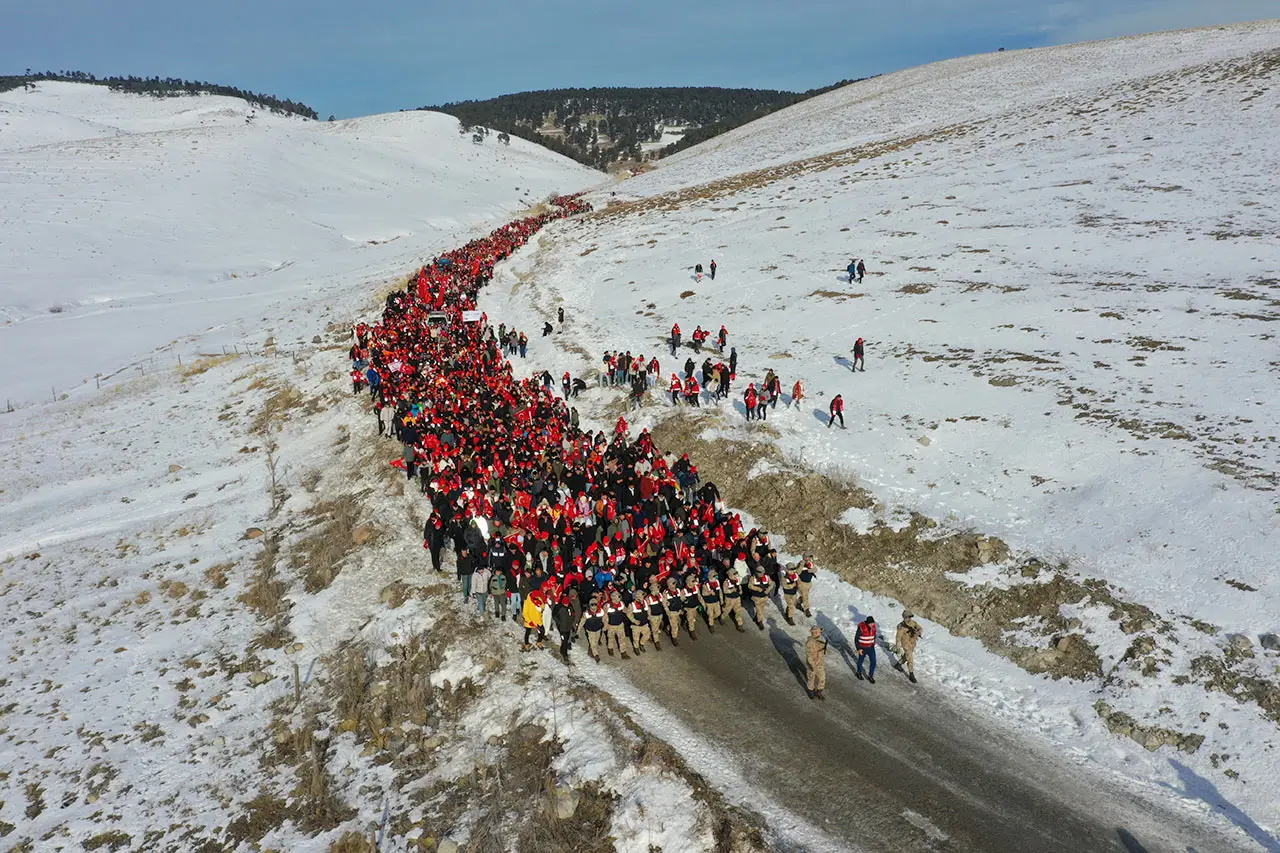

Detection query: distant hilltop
(0, 70), (320, 121)
(422, 81), (872, 171)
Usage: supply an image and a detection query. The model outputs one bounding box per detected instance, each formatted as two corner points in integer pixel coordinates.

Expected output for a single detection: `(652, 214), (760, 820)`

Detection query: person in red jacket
(853, 337), (865, 372)
(744, 384), (758, 421)
(669, 373), (683, 406)
(828, 394), (845, 429)
(855, 616), (878, 683)
(683, 376), (700, 407)
(670, 323), (681, 356)
(790, 379), (804, 409)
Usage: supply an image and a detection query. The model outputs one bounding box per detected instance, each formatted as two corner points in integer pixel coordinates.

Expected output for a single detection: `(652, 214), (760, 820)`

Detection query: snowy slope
(0, 82), (597, 405)
(494, 21), (1280, 838)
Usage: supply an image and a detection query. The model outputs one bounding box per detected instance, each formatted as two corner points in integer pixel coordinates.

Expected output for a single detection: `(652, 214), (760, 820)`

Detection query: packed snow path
(585, 613), (1254, 853)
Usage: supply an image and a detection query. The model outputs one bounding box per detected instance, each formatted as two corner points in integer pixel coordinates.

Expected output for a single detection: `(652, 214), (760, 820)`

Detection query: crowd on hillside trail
(348, 197), (916, 700)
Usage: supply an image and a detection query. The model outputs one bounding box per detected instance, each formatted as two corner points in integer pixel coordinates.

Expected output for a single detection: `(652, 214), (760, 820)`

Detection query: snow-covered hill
(500, 20), (1280, 837)
(0, 82), (597, 405)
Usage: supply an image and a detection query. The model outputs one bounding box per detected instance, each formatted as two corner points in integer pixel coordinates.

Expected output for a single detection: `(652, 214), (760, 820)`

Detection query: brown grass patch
(808, 289), (865, 301)
(180, 353), (240, 377)
(899, 283), (934, 294)
(586, 126), (971, 221)
(251, 383), (305, 434)
(328, 832), (375, 853)
(680, 290), (696, 299)
(647, 412), (1132, 681)
(292, 495), (366, 593)
(239, 536), (289, 620)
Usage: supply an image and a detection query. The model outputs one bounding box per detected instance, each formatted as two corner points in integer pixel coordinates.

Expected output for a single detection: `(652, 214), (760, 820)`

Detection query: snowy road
(590, 605), (1255, 853)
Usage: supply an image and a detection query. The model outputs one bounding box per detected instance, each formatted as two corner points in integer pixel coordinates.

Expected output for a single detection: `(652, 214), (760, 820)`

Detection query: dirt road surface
(587, 602), (1256, 853)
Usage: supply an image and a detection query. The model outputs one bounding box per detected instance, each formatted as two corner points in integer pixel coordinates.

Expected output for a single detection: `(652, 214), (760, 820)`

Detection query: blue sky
(3, 0), (1276, 117)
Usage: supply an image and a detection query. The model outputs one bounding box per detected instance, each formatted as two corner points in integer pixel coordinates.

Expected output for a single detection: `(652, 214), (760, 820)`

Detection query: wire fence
(3, 341), (335, 415)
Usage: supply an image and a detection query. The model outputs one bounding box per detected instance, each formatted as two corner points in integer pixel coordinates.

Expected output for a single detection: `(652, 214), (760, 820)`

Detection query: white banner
(462, 310), (483, 323)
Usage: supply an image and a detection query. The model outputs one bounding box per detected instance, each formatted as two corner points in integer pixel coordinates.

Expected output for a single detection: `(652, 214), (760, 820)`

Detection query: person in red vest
(670, 323), (681, 355)
(855, 616), (879, 683)
(683, 375), (700, 407)
(828, 394), (845, 429)
(744, 383), (758, 421)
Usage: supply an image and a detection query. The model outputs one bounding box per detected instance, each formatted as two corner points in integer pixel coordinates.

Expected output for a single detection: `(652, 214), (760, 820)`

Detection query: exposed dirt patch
(899, 283), (934, 294)
(1094, 701), (1204, 753)
(808, 289), (866, 301)
(648, 413), (1146, 681)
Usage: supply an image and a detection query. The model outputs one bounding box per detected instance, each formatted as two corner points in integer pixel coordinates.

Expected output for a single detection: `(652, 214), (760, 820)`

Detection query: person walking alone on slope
(709, 259), (717, 280)
(806, 626), (828, 700)
(828, 394), (845, 429)
(855, 616), (879, 683)
(853, 337), (865, 372)
(895, 611), (922, 683)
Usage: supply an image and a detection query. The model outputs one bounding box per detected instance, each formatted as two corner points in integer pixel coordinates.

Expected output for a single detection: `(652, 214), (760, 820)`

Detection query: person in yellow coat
(522, 592), (546, 651)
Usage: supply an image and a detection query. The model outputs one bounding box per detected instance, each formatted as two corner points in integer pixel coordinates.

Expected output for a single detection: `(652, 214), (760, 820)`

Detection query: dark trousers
(828, 411), (844, 428)
(857, 646), (877, 677)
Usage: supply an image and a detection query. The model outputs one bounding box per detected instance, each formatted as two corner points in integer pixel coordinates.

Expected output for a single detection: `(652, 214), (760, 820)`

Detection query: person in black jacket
(463, 518), (488, 563)
(456, 547), (474, 602)
(423, 513), (446, 573)
(552, 595), (576, 662)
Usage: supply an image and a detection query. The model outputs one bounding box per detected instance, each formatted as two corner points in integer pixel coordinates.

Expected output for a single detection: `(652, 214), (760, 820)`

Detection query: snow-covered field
(483, 20), (1280, 842)
(3, 19), (1280, 853)
(0, 82), (595, 406)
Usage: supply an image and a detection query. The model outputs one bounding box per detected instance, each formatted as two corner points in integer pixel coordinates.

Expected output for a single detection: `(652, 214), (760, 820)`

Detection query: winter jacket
(523, 596), (543, 629)
(855, 621), (878, 648)
(456, 552), (474, 578)
(896, 618), (922, 652)
(553, 603), (575, 634)
(806, 636), (828, 665)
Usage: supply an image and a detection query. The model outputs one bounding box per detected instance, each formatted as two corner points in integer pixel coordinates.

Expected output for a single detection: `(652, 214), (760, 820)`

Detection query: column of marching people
(350, 195), (915, 701)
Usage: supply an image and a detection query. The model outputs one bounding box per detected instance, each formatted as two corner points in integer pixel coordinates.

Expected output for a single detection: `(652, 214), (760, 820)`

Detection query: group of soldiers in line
(569, 556), (820, 661)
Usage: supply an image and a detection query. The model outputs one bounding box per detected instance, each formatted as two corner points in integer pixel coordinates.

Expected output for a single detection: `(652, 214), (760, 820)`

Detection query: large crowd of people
(349, 196), (910, 697)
